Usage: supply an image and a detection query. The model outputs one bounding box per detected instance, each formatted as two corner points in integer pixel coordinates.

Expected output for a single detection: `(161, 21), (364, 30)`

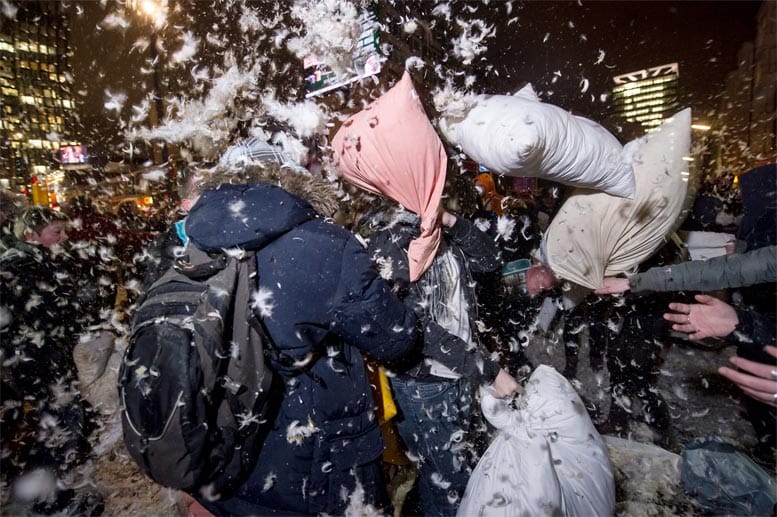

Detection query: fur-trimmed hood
(197, 162), (340, 218)
(186, 164), (341, 252)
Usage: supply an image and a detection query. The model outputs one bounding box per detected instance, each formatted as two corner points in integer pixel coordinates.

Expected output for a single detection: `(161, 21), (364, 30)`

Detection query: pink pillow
(332, 71), (447, 281)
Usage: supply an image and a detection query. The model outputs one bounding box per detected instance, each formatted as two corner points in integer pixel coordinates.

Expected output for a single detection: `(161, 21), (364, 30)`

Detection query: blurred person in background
(0, 206), (103, 515)
(0, 188), (28, 252)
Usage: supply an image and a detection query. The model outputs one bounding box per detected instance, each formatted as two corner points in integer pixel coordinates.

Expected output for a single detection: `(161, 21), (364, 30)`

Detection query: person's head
(474, 172), (504, 215)
(14, 206), (70, 248)
(525, 263), (559, 297)
(178, 163), (213, 212)
(0, 188), (28, 228)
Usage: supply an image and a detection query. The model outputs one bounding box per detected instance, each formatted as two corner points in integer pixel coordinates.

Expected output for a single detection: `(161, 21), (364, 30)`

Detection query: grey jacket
(629, 245), (776, 293)
(629, 245), (776, 361)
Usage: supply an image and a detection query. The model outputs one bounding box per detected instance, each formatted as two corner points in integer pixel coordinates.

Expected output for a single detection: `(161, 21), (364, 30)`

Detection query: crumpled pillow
(458, 365), (615, 517)
(544, 109), (692, 290)
(439, 84), (635, 198)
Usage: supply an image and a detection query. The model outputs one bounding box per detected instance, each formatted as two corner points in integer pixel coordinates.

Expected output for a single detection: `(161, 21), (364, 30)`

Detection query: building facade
(713, 0), (776, 175)
(0, 1), (79, 202)
(610, 62), (681, 134)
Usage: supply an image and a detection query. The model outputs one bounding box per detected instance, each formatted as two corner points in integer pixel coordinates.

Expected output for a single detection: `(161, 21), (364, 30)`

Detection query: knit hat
(332, 71), (447, 281)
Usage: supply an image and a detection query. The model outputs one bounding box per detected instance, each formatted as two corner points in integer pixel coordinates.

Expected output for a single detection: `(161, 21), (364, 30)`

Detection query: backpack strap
(175, 255), (229, 280)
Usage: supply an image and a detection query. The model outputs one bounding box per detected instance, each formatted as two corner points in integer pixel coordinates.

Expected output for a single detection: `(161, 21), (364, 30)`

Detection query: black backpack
(118, 243), (275, 499)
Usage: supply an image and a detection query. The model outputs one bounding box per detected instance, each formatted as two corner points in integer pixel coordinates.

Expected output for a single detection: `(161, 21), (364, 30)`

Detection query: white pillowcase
(439, 84), (635, 198)
(458, 365), (615, 517)
(544, 109), (692, 289)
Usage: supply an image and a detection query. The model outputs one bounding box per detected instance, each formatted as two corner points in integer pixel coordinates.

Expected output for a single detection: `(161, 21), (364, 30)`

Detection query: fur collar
(198, 163), (340, 217)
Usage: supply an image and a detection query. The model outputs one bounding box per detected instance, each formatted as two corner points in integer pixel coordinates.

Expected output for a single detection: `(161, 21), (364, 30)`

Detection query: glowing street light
(129, 0), (167, 30)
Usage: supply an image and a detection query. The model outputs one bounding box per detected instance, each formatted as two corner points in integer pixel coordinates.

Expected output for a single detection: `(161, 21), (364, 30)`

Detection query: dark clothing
(627, 245), (777, 362)
(184, 184), (418, 515)
(361, 208), (502, 516)
(364, 210), (503, 386)
(606, 294), (673, 447)
(0, 240), (95, 489)
(562, 294), (610, 378)
(628, 245), (777, 294)
(139, 223), (185, 290)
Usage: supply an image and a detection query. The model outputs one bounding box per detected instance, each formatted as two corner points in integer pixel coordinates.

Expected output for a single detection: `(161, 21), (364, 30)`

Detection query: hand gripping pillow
(458, 365), (615, 517)
(439, 84), (635, 198)
(544, 109), (692, 290)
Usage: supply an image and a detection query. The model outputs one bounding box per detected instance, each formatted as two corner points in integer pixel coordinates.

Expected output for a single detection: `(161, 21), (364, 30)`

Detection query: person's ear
(181, 198), (194, 212)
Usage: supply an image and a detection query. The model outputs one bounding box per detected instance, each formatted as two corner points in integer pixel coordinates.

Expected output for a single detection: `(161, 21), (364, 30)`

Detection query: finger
(738, 386), (777, 408)
(667, 302), (688, 313)
(694, 294), (715, 304)
(729, 356), (777, 379)
(665, 313), (691, 324)
(765, 345), (777, 360)
(719, 366), (777, 393)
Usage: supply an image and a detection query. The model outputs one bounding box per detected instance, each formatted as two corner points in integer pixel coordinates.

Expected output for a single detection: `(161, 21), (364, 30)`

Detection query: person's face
(525, 264), (557, 297)
(29, 222), (68, 248)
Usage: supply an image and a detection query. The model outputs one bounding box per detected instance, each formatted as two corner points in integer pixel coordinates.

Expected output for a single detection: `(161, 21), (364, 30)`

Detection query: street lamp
(133, 0), (167, 28)
(128, 0), (168, 165)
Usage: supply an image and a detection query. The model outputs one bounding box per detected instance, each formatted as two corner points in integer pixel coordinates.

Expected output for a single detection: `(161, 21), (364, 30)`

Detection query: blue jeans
(390, 376), (473, 516)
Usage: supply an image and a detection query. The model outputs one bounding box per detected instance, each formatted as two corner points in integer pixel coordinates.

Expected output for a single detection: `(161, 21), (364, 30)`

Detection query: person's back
(182, 164), (419, 515)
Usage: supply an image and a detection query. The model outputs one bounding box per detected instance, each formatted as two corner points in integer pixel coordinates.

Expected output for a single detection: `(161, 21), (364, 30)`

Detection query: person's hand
(719, 345), (777, 408)
(595, 277), (630, 295)
(664, 294), (739, 340)
(491, 368), (523, 398)
(439, 208), (456, 228)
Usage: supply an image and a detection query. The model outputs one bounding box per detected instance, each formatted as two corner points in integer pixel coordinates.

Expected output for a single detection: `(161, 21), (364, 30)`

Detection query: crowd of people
(1, 130), (774, 515)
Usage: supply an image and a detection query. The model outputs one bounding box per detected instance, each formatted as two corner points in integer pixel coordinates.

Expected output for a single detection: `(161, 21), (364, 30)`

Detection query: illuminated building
(714, 0), (776, 174)
(0, 2), (79, 201)
(611, 63), (680, 133)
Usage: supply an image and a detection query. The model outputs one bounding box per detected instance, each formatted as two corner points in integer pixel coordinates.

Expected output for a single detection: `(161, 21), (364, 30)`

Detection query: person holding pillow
(333, 72), (521, 516)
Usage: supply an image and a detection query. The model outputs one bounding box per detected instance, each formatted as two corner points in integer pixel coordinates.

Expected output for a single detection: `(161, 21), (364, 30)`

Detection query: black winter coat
(364, 209), (503, 386)
(185, 183), (418, 514)
(0, 240), (93, 479)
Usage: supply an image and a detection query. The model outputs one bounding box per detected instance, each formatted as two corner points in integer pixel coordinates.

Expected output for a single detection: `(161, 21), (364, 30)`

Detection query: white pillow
(459, 365), (615, 516)
(545, 109), (692, 289)
(439, 85), (635, 198)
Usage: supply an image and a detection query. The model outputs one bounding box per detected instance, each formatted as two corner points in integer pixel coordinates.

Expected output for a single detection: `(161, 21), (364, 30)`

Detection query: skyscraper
(0, 2), (79, 202)
(610, 63), (680, 133)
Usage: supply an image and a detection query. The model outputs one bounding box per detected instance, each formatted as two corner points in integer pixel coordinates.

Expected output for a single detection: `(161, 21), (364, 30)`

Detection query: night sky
(67, 0), (763, 153)
(478, 1), (763, 120)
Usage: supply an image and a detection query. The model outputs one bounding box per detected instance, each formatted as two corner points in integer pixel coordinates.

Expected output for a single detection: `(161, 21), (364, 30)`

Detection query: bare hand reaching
(719, 345), (777, 408)
(595, 277), (630, 295)
(664, 294), (738, 340)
